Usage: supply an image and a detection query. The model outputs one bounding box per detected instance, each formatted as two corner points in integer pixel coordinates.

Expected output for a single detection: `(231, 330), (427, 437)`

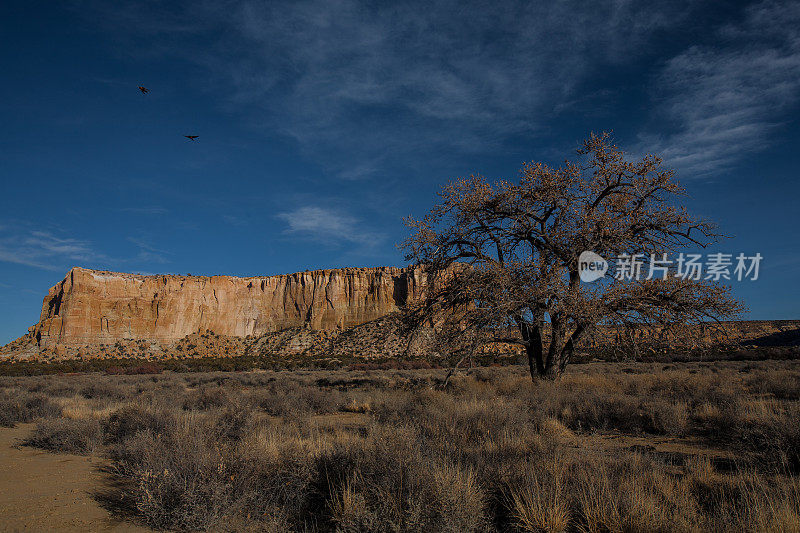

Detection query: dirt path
(0, 424), (150, 532)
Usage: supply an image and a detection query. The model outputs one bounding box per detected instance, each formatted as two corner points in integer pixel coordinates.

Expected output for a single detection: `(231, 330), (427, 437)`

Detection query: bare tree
(402, 133), (743, 380)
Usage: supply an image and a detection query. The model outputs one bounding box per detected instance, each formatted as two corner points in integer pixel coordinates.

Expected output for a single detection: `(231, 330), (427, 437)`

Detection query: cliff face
(31, 266), (429, 348)
(4, 265), (797, 363)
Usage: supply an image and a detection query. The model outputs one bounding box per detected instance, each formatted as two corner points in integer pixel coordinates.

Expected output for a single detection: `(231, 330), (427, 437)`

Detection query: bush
(322, 435), (487, 532)
(124, 363), (163, 375)
(182, 387), (232, 411)
(103, 405), (169, 445)
(0, 391), (62, 427)
(80, 381), (128, 400)
(110, 413), (246, 530)
(24, 418), (102, 455)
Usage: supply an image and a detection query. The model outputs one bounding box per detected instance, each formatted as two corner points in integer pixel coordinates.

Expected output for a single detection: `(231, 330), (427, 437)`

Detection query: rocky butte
(3, 266), (434, 360)
(1, 266), (797, 362)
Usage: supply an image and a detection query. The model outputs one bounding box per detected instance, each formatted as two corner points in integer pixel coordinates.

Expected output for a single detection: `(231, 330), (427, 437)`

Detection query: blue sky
(1, 0), (799, 343)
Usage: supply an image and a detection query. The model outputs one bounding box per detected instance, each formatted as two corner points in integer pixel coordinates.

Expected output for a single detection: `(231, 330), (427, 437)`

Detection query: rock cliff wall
(30, 266), (430, 348)
(1, 265), (797, 363)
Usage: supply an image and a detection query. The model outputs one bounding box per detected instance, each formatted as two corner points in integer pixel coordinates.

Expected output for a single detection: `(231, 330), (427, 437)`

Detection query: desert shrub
(232, 425), (323, 522)
(688, 397), (800, 471)
(103, 404), (169, 445)
(643, 400), (690, 436)
(80, 381), (128, 401)
(108, 409), (489, 531)
(745, 370), (800, 400)
(110, 413), (240, 530)
(182, 386), (232, 410)
(567, 393), (645, 433)
(24, 417), (102, 454)
(505, 459), (570, 533)
(513, 376), (651, 434)
(328, 459), (485, 533)
(727, 472), (800, 531)
(124, 363), (163, 375)
(0, 391), (62, 427)
(7, 362), (800, 531)
(251, 383), (344, 418)
(40, 381), (83, 397)
(737, 403), (800, 473)
(252, 389), (297, 417)
(210, 406), (259, 441)
(349, 360), (438, 371)
(574, 456), (693, 532)
(314, 427), (487, 532)
(295, 385), (344, 414)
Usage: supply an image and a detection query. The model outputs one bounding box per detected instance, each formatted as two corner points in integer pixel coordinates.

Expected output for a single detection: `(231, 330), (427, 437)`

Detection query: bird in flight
(185, 135), (199, 141)
(138, 86), (149, 94)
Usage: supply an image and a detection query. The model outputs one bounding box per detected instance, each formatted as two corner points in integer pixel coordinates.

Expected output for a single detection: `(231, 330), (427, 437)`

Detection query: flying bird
(185, 135), (199, 141)
(138, 86), (149, 94)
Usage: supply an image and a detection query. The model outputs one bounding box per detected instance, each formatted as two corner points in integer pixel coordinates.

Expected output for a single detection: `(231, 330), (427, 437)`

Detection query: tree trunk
(517, 319), (544, 381)
(544, 324), (586, 379)
(525, 340), (546, 380)
(540, 365), (561, 379)
(542, 318), (566, 378)
(556, 339), (575, 374)
(521, 323), (545, 381)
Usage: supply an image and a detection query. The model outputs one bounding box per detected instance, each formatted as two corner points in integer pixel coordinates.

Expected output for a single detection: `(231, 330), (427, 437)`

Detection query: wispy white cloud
(119, 206), (170, 215)
(0, 227), (107, 271)
(89, 0), (798, 179)
(127, 237), (171, 264)
(641, 0), (800, 176)
(0, 225), (174, 271)
(276, 206), (385, 247)
(220, 0), (693, 159)
(222, 214), (248, 227)
(91, 0), (698, 176)
(336, 160), (383, 181)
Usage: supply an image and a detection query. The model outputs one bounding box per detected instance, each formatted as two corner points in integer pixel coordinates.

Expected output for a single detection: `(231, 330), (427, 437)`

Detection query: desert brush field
(1, 360), (799, 532)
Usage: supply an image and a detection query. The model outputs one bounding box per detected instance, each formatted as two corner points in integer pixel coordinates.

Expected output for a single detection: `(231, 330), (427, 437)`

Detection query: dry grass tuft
(508, 459), (570, 533)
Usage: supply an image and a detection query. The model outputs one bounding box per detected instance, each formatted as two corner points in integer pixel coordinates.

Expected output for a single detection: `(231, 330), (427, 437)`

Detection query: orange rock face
(31, 266), (431, 348)
(4, 265), (796, 363)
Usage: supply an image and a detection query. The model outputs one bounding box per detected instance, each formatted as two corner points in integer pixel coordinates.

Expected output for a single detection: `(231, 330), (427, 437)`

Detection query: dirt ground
(0, 424), (149, 533)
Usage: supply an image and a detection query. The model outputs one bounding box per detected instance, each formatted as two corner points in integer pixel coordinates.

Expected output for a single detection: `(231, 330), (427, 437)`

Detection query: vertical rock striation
(31, 266), (431, 348)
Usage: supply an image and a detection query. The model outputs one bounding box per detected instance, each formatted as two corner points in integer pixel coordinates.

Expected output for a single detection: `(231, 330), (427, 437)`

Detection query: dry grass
(1, 360), (799, 531)
(23, 417), (102, 455)
(0, 388), (61, 426)
(507, 458), (570, 532)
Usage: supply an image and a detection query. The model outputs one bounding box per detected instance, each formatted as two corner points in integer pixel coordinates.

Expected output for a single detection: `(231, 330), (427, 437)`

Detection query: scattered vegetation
(0, 360), (798, 531)
(1, 344), (798, 378)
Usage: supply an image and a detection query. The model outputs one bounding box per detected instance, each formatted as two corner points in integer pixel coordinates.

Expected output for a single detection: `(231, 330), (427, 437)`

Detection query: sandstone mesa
(2, 266), (434, 361)
(0, 266), (797, 362)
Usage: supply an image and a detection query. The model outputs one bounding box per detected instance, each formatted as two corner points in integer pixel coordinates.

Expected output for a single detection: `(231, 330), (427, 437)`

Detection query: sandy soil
(0, 424), (150, 533)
